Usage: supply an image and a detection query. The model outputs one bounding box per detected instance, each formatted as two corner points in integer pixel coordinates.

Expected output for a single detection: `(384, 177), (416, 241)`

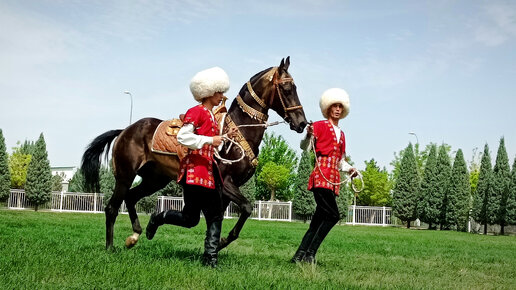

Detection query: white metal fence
(7, 190), (394, 225)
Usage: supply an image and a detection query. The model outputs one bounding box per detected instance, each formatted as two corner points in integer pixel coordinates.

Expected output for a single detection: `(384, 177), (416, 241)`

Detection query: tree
(0, 129), (11, 201)
(8, 144), (32, 189)
(472, 144), (494, 234)
(156, 180), (183, 197)
(356, 159), (392, 206)
(239, 176), (256, 204)
(390, 142), (450, 186)
(506, 157), (516, 226)
(469, 147), (481, 196)
(419, 144), (440, 229)
(255, 132), (298, 201)
(436, 144), (452, 230)
(68, 169), (86, 193)
(51, 173), (65, 192)
(392, 143), (419, 228)
(447, 149), (471, 231)
(25, 133), (52, 211)
(492, 137), (511, 234)
(292, 150), (316, 222)
(257, 161), (290, 201)
(99, 163), (116, 206)
(336, 178), (352, 223)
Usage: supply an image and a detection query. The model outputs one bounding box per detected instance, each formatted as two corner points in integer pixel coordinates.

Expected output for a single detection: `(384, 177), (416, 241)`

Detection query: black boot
(146, 211), (165, 240)
(291, 229), (315, 263)
(303, 220), (336, 264)
(202, 220), (222, 268)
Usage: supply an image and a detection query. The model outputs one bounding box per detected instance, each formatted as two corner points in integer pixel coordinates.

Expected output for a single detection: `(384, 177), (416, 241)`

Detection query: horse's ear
(279, 58), (285, 71)
(285, 56), (290, 71)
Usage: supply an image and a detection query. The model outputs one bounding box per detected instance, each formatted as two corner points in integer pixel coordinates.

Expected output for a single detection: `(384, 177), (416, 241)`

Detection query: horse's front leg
(217, 176), (253, 251)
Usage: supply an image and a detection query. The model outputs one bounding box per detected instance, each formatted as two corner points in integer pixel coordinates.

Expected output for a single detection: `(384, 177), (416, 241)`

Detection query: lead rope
(214, 120), (286, 164)
(309, 134), (364, 194)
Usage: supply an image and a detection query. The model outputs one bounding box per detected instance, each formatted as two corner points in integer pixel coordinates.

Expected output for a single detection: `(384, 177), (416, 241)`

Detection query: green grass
(1, 209), (515, 289)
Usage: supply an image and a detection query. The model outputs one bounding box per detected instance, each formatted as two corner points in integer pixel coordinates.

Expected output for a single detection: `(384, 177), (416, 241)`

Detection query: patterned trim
(225, 114), (258, 167)
(246, 81), (267, 108)
(236, 95), (268, 122)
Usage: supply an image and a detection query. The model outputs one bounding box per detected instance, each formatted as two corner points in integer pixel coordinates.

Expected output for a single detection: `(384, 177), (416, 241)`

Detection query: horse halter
(269, 70), (303, 119)
(241, 68), (303, 122)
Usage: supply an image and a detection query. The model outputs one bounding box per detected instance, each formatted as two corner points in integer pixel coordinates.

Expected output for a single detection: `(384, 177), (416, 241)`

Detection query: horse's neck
(228, 101), (267, 155)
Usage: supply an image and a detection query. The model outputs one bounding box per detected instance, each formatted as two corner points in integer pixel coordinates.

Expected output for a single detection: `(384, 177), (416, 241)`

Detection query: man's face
(209, 92), (225, 106)
(329, 103), (343, 120)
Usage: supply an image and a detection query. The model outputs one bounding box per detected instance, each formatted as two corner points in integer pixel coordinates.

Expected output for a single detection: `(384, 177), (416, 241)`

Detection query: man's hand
(213, 136), (223, 147)
(306, 123), (313, 135)
(227, 127), (238, 139)
(348, 168), (359, 178)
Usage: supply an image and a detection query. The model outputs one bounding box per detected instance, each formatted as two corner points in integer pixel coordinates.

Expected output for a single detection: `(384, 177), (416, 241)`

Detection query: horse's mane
(237, 66), (274, 97)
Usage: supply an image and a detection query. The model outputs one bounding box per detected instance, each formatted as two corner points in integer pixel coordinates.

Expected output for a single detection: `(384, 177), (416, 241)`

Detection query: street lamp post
(408, 132), (419, 144)
(124, 91), (133, 125)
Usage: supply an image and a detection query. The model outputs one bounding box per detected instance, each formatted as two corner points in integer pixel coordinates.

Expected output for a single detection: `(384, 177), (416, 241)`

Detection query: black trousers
(163, 169), (223, 227)
(311, 187), (340, 226)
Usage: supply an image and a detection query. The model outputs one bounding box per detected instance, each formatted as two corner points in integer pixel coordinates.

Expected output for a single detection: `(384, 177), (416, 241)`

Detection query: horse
(81, 56), (307, 250)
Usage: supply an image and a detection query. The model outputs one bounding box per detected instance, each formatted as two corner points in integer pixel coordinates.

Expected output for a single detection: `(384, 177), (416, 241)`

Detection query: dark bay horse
(82, 57), (307, 250)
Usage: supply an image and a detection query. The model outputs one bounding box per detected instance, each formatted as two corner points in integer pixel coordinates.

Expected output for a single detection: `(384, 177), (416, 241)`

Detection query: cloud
(474, 2), (516, 46)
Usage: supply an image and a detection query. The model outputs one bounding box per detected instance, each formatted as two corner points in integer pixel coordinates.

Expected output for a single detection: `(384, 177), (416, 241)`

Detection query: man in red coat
(146, 67), (237, 267)
(291, 88), (358, 264)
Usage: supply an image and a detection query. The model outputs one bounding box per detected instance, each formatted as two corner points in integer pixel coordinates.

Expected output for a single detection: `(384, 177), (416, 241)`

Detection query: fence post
(288, 201), (292, 222)
(382, 206), (386, 226)
(59, 191), (64, 212)
(160, 196), (164, 212)
(352, 205), (356, 225)
(258, 201), (262, 220)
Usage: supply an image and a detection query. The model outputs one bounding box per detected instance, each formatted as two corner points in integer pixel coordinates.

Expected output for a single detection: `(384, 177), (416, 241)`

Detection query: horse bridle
(269, 69), (303, 119)
(239, 68), (303, 122)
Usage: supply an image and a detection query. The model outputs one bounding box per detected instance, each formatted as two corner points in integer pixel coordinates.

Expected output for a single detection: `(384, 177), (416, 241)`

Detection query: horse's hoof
(125, 233), (140, 249)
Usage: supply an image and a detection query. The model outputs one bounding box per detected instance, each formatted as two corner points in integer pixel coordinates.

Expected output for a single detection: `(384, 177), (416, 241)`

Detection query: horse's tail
(81, 129), (123, 192)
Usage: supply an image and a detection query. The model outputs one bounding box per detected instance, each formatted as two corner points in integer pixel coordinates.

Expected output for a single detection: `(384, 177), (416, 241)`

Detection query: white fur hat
(189, 67), (230, 102)
(319, 88), (350, 119)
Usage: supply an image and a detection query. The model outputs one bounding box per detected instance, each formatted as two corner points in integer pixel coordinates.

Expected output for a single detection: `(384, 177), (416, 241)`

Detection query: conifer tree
(292, 150), (316, 223)
(436, 144), (453, 229)
(392, 143), (419, 228)
(505, 157), (516, 226)
(472, 143), (494, 234)
(419, 144), (439, 229)
(447, 149), (471, 231)
(68, 169), (86, 193)
(492, 137), (511, 234)
(25, 133), (52, 211)
(336, 178), (352, 223)
(0, 129), (11, 202)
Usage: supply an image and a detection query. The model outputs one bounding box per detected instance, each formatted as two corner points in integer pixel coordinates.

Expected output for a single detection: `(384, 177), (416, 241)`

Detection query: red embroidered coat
(307, 120), (346, 195)
(177, 105), (219, 189)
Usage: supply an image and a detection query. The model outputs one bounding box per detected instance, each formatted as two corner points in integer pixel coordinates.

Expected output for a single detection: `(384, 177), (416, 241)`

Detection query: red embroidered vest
(177, 105), (219, 189)
(307, 120), (346, 195)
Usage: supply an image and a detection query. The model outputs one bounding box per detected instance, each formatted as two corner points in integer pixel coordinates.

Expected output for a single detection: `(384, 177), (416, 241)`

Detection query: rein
(215, 67), (302, 165)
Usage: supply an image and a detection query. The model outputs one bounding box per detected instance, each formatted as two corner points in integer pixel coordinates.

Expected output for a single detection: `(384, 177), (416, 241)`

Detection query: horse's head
(252, 57), (307, 133)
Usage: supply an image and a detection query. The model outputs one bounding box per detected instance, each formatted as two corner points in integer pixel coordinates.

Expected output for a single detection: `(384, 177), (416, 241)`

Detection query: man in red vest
(146, 67), (237, 268)
(291, 88), (358, 264)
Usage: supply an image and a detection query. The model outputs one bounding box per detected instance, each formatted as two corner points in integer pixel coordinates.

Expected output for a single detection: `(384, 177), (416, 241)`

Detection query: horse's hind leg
(105, 181), (130, 250)
(124, 175), (171, 248)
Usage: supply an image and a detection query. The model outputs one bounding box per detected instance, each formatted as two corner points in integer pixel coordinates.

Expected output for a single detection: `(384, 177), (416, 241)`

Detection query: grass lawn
(1, 209), (515, 289)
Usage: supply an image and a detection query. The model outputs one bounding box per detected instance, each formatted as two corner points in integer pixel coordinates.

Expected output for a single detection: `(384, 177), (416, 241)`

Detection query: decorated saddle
(151, 116), (188, 160)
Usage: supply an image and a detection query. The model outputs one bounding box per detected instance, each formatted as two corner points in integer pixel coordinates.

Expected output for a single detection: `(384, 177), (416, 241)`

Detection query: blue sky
(1, 0), (515, 171)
